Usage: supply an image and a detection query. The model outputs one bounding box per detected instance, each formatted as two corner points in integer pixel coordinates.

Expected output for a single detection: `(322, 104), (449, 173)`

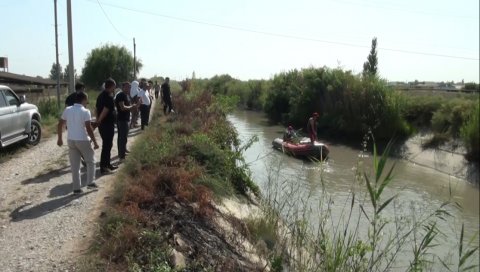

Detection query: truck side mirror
(20, 95), (26, 104)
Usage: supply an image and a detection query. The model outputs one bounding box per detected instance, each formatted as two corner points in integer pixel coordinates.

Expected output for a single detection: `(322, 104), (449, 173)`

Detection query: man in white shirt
(138, 81), (151, 130)
(57, 92), (99, 194)
(129, 80), (140, 129)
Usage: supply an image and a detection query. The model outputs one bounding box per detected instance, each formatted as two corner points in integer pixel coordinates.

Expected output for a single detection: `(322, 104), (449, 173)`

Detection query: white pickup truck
(0, 85), (42, 147)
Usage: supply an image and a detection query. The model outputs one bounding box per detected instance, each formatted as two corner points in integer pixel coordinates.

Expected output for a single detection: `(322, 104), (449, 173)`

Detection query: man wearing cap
(307, 112), (319, 144)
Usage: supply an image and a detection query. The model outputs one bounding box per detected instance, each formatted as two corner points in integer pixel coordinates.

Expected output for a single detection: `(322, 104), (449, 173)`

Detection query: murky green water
(229, 110), (479, 270)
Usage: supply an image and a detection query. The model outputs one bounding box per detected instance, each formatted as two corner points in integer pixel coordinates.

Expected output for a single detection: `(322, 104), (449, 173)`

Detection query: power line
(85, 0), (479, 61)
(328, 0), (477, 20)
(95, 0), (129, 40)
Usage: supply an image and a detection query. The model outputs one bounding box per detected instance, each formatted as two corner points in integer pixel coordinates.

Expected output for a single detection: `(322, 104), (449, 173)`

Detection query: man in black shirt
(161, 77), (173, 115)
(115, 82), (135, 161)
(95, 78), (117, 174)
(65, 82), (85, 107)
(154, 81), (160, 99)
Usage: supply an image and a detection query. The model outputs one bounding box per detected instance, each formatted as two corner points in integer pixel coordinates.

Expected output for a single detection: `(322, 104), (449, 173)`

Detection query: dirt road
(0, 119), (145, 271)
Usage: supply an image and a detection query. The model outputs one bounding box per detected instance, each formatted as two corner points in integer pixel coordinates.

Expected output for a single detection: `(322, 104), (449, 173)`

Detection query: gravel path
(0, 111), (149, 271)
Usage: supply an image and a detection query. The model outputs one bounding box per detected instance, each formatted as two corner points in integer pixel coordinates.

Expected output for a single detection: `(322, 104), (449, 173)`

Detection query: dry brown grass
(99, 223), (140, 262)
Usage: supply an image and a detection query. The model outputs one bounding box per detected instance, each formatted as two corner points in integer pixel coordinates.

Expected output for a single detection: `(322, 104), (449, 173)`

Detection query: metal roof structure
(0, 71), (67, 86)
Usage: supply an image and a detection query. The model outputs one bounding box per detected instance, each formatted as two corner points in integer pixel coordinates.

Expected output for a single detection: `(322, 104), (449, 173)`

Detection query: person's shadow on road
(48, 167), (103, 198)
(10, 191), (94, 222)
(21, 167), (71, 185)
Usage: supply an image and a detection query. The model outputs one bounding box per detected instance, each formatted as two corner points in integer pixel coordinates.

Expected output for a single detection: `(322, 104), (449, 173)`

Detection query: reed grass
(246, 137), (479, 271)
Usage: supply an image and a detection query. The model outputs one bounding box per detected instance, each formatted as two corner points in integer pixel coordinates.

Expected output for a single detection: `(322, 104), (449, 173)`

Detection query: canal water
(229, 110), (479, 270)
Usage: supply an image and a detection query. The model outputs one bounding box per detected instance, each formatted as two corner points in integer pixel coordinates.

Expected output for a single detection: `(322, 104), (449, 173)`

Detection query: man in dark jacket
(115, 82), (135, 162)
(95, 78), (118, 174)
(65, 82), (86, 107)
(161, 77), (173, 115)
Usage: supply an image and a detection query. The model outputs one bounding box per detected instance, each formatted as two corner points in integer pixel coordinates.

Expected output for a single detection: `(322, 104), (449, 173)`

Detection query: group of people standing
(57, 77), (173, 194)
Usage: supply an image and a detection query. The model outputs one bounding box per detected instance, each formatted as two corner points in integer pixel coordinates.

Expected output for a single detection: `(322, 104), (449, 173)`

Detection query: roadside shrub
(94, 90), (261, 270)
(37, 98), (60, 118)
(185, 132), (257, 196)
(99, 214), (140, 263)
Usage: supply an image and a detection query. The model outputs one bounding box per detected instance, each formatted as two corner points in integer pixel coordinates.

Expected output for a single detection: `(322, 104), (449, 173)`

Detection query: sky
(0, 0), (479, 82)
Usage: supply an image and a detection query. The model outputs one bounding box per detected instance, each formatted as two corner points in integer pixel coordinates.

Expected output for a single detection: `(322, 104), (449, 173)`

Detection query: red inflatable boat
(272, 137), (329, 160)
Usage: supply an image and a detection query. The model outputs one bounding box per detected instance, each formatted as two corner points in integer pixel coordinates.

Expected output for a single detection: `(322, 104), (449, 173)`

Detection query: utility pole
(133, 38), (136, 79)
(66, 0), (75, 93)
(54, 0), (60, 108)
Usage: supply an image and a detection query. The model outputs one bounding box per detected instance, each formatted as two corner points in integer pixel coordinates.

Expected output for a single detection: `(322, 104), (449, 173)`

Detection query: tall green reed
(247, 138), (479, 271)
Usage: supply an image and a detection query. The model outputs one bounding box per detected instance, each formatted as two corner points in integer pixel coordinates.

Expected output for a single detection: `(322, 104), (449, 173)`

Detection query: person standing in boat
(283, 125), (296, 143)
(307, 112), (319, 144)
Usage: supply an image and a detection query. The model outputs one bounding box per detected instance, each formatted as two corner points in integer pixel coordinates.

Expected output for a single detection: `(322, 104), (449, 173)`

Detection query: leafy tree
(81, 44), (142, 88)
(64, 64), (77, 83)
(363, 37), (378, 77)
(464, 82), (479, 91)
(49, 62), (63, 80)
(205, 74), (235, 95)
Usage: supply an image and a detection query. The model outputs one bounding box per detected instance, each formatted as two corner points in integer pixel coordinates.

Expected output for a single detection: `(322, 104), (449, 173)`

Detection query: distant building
(390, 80), (473, 92)
(415, 81), (439, 89)
(387, 81), (408, 88)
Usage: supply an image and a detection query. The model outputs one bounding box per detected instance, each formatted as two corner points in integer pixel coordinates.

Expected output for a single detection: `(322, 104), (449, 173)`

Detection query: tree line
(49, 44), (142, 88)
(186, 38), (478, 161)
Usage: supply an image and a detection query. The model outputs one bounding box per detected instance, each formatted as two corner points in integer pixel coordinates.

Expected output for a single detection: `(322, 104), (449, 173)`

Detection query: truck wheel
(27, 119), (42, 146)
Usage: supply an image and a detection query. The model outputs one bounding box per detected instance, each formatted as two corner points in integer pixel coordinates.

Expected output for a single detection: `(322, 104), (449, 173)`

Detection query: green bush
(186, 131), (258, 196)
(402, 96), (443, 127)
(464, 82), (479, 91)
(431, 99), (475, 138)
(263, 68), (411, 140)
(38, 98), (60, 118)
(461, 103), (479, 161)
(200, 75), (269, 110)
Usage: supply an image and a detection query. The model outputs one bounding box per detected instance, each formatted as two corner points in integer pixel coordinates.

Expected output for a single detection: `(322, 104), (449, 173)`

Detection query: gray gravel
(0, 123), (144, 271)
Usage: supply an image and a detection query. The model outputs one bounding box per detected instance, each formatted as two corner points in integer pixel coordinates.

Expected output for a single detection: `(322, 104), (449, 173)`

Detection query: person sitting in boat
(307, 112), (319, 144)
(283, 126), (296, 142)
